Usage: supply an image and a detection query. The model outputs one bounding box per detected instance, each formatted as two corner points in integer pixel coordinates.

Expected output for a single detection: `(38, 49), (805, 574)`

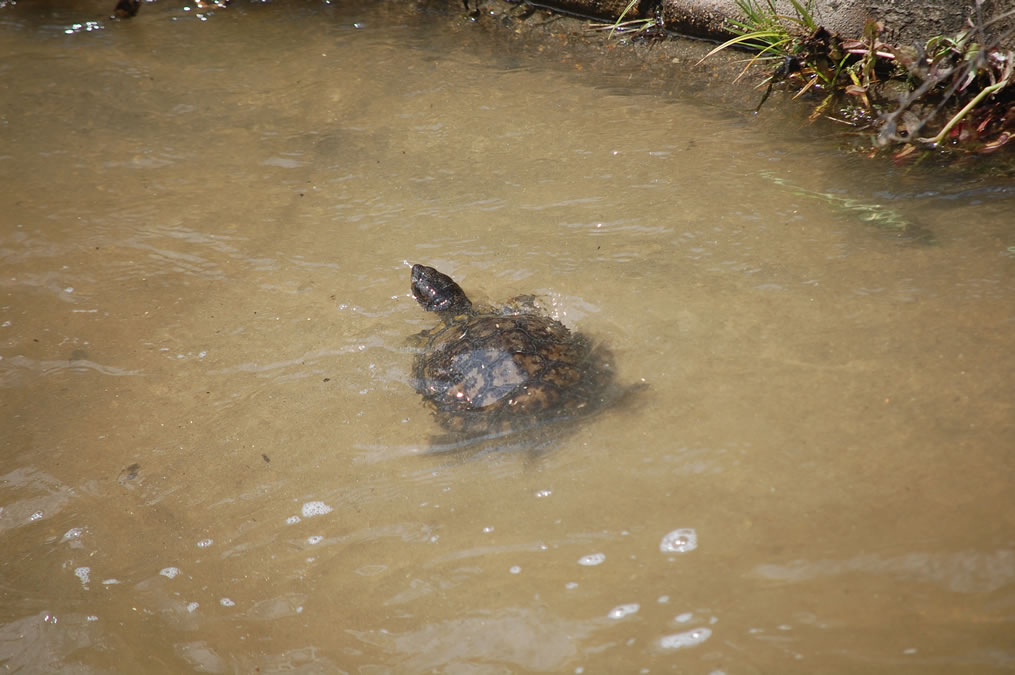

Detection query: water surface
(1, 2), (1013, 673)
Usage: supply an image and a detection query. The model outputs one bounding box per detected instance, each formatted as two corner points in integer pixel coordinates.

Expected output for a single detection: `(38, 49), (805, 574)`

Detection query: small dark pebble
(118, 463), (140, 485)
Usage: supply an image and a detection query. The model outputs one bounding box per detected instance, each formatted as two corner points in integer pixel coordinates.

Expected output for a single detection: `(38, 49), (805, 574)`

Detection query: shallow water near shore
(1, 2), (1013, 673)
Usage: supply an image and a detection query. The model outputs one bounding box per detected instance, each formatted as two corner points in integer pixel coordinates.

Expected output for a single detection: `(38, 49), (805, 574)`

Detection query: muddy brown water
(2, 2), (1014, 673)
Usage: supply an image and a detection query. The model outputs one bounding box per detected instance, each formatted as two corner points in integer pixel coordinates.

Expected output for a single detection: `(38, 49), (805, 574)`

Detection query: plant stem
(929, 79), (1008, 145)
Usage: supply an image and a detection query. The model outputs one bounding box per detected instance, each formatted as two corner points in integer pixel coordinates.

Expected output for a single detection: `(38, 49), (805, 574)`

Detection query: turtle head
(411, 264), (473, 317)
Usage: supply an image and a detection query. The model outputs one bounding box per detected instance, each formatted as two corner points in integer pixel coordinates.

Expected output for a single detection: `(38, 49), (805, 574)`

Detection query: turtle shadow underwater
(405, 264), (643, 460)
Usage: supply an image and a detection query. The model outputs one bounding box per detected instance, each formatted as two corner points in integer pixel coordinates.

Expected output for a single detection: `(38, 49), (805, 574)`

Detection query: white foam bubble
(608, 603), (640, 619)
(509, 566), (521, 574)
(187, 602), (200, 613)
(675, 612), (693, 623)
(578, 553), (606, 566)
(196, 538), (213, 548)
(159, 567), (180, 579)
(659, 627), (712, 649)
(220, 598), (235, 607)
(286, 515), (301, 525)
(61, 528), (83, 542)
(660, 528), (698, 554)
(307, 536), (323, 545)
(301, 501), (332, 518)
(74, 567), (90, 586)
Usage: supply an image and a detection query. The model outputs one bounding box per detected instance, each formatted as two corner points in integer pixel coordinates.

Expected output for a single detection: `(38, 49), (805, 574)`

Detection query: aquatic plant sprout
(696, 0), (817, 78)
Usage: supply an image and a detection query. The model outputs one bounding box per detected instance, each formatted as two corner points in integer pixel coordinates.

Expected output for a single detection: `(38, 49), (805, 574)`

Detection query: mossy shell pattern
(414, 309), (606, 436)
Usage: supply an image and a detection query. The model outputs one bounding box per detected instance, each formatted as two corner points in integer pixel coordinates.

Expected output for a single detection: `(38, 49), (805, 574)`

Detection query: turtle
(409, 263), (616, 444)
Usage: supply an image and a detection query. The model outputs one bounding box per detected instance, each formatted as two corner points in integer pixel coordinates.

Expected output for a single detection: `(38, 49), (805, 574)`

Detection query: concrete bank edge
(517, 0), (1013, 48)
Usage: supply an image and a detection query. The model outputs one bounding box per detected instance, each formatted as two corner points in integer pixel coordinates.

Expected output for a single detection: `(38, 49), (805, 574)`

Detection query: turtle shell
(414, 311), (604, 435)
(409, 264), (615, 439)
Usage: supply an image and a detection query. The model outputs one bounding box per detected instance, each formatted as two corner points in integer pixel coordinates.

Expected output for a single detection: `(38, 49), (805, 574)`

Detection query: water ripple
(0, 355), (141, 387)
(754, 550), (1015, 593)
